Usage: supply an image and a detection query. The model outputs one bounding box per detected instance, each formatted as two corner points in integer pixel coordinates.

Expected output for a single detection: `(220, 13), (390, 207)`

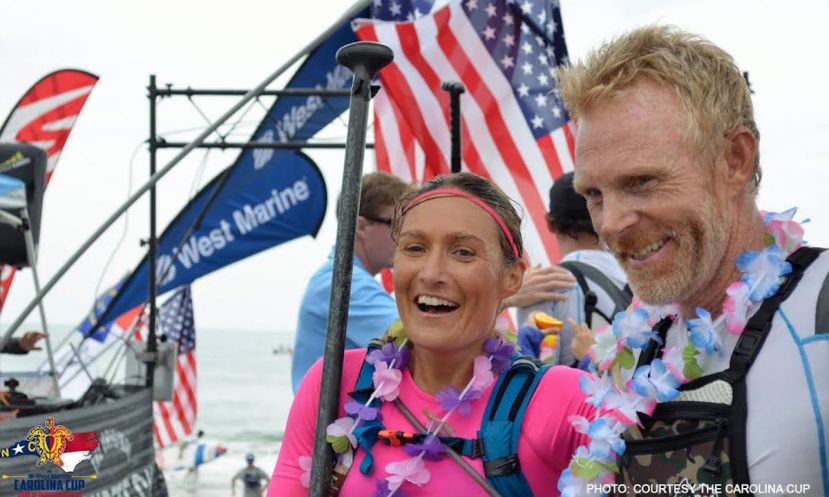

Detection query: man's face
(573, 79), (729, 305)
(363, 205), (397, 271)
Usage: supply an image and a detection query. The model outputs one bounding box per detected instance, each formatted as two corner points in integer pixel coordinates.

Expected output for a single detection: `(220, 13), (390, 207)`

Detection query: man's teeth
(629, 238), (668, 260)
(417, 295), (458, 307)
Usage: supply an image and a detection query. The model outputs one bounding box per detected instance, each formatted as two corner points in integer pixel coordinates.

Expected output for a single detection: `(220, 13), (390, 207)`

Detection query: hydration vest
(616, 246), (826, 496)
(347, 344), (550, 497)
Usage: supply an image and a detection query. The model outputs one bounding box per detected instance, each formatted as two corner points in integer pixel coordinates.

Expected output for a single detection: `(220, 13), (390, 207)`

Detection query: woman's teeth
(416, 295), (459, 313)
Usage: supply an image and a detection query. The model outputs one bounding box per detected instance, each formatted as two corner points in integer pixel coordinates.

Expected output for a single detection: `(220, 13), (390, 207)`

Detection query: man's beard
(607, 199), (727, 305)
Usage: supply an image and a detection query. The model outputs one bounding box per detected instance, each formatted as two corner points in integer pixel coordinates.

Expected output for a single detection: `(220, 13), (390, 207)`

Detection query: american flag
(363, 0), (575, 265)
(151, 286), (197, 449)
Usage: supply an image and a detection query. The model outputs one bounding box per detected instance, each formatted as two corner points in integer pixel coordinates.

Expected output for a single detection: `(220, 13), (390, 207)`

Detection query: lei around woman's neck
(303, 322), (518, 497)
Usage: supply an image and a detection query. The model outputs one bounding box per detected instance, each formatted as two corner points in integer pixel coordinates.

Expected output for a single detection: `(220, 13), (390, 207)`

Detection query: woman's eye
(402, 244), (424, 254)
(454, 248), (475, 258)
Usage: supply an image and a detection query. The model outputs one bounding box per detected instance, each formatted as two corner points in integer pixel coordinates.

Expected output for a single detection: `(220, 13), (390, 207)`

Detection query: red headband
(403, 188), (520, 259)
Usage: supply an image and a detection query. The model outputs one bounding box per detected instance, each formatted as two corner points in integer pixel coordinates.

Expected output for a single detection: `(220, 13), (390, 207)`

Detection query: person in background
(291, 172), (409, 392)
(232, 453), (270, 497)
(0, 331), (47, 406)
(515, 172), (629, 368)
(1, 330), (46, 354)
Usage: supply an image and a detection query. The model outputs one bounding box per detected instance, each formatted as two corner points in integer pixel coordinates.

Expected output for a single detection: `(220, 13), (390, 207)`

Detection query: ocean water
(162, 328), (295, 497)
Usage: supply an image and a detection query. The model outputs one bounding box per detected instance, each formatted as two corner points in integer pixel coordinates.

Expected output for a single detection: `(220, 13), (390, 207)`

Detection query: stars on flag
(369, 0), (570, 138)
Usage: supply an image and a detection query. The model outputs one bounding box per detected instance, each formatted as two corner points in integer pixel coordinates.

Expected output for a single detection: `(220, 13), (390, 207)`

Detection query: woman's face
(393, 196), (524, 354)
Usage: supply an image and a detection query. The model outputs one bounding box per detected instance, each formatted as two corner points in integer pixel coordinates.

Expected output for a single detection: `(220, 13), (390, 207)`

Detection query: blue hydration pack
(349, 340), (550, 497)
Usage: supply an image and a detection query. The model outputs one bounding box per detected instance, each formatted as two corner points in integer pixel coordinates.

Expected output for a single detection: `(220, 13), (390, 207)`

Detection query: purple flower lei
(560, 209), (805, 495)
(317, 322), (516, 497)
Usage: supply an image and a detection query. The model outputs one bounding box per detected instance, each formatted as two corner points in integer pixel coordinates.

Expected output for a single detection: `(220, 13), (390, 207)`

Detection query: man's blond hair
(555, 25), (761, 192)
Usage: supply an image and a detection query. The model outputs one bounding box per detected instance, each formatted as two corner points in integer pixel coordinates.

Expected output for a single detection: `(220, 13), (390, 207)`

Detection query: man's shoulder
(779, 247), (829, 336)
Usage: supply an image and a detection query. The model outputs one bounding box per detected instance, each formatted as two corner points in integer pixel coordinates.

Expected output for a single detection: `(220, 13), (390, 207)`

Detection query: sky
(0, 0), (827, 337)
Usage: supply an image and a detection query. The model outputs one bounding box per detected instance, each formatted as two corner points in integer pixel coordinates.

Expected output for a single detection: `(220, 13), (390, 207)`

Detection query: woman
(271, 173), (593, 496)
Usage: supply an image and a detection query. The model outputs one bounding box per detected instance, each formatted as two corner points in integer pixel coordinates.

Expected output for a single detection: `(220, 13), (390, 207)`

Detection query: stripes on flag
(148, 286), (197, 449)
(364, 0), (575, 266)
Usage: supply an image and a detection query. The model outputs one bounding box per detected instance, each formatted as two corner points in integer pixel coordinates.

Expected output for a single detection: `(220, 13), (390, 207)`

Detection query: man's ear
(545, 213), (558, 235)
(723, 126), (757, 196)
(355, 216), (368, 240)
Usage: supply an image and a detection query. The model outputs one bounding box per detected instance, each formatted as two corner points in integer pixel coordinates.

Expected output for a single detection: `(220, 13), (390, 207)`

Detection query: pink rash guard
(270, 348), (595, 497)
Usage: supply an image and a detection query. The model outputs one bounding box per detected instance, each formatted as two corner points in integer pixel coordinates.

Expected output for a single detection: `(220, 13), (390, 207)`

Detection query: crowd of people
(276, 24), (828, 497)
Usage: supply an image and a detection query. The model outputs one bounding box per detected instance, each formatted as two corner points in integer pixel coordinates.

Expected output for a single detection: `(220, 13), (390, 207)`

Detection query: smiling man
(556, 26), (829, 493)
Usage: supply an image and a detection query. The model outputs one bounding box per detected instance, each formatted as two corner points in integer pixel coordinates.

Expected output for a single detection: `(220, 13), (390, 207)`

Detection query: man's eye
(403, 245), (424, 254)
(584, 188), (602, 201)
(635, 176), (655, 187)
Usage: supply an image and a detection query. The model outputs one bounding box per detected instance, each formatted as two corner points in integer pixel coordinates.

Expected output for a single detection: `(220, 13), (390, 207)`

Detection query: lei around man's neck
(558, 208), (806, 497)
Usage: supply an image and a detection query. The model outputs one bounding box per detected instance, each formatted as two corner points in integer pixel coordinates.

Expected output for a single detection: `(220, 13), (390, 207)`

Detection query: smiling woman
(270, 172), (595, 497)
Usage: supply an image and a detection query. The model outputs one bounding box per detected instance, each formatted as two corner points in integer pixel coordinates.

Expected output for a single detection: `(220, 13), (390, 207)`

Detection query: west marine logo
(27, 417), (74, 467)
(0, 151), (31, 173)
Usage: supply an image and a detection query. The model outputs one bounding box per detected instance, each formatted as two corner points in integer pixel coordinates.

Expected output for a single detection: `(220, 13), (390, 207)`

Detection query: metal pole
(308, 41), (394, 497)
(147, 74), (158, 389)
(155, 88), (351, 97)
(155, 141), (375, 150)
(0, 0), (373, 344)
(441, 81), (465, 174)
(21, 208), (61, 397)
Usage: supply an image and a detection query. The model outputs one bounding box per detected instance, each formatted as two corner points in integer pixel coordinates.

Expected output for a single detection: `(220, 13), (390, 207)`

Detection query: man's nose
(596, 193), (638, 241)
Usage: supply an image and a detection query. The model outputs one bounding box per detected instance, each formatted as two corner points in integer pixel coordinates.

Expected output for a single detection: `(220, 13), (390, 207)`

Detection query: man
(231, 453), (269, 497)
(556, 26), (829, 491)
(291, 172), (408, 392)
(516, 172), (628, 367)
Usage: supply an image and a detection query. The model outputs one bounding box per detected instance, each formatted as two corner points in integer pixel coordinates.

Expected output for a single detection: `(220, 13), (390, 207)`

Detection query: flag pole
(0, 0), (372, 348)
(309, 41), (393, 497)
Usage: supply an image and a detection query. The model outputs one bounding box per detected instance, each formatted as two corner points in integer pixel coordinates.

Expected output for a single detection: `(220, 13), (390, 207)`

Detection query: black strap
(559, 261), (633, 328)
(487, 357), (543, 422)
(724, 246), (824, 383)
(816, 265), (829, 335)
(635, 318), (673, 369)
(559, 260), (596, 328)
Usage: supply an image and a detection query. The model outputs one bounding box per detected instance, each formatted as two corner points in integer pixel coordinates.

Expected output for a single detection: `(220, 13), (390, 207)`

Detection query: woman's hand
(503, 264), (575, 308)
(569, 319), (595, 360)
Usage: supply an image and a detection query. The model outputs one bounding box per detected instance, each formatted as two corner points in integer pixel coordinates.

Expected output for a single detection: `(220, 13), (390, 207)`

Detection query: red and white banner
(0, 69), (98, 313)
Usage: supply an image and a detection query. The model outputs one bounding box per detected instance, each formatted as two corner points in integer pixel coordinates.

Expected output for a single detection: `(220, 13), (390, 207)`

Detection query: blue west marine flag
(87, 151), (326, 334)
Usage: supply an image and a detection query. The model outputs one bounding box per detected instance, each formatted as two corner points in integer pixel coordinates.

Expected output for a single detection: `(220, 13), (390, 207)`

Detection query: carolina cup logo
(26, 417), (74, 467)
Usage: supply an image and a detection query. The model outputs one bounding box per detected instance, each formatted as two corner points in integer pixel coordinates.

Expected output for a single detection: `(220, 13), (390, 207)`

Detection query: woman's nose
(418, 249), (447, 286)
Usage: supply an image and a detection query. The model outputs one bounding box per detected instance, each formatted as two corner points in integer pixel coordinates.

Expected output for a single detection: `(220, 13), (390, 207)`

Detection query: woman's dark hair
(391, 172), (524, 265)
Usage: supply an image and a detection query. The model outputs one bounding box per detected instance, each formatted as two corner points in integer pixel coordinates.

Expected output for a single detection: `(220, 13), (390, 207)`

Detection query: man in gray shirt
(231, 453), (269, 497)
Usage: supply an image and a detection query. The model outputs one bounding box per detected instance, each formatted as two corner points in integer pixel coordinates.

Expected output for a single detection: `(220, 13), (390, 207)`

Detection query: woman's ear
(501, 258), (528, 299)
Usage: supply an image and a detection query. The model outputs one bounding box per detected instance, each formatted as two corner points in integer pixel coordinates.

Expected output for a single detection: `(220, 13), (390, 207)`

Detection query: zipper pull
(702, 418), (727, 475)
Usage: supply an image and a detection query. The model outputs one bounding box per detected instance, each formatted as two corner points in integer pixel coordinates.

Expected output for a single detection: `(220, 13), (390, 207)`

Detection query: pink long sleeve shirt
(271, 349), (594, 496)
